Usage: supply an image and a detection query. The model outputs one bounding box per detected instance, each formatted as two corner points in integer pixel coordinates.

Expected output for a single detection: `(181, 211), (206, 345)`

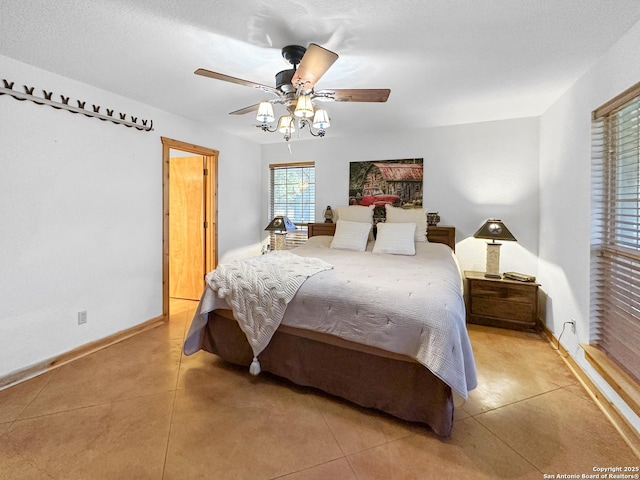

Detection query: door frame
(161, 137), (218, 320)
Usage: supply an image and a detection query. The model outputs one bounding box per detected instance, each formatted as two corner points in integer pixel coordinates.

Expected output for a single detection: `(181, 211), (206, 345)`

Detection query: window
(591, 81), (640, 385)
(269, 162), (315, 249)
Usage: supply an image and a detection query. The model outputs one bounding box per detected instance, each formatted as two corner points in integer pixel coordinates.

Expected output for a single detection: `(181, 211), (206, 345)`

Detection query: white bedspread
(184, 237), (477, 400)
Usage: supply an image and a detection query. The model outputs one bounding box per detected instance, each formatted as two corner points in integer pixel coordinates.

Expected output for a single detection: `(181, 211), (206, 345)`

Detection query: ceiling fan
(195, 43), (391, 141)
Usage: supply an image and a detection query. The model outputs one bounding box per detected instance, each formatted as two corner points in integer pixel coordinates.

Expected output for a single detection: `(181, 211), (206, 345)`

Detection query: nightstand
(427, 226), (455, 251)
(464, 271), (540, 331)
(307, 222), (336, 237)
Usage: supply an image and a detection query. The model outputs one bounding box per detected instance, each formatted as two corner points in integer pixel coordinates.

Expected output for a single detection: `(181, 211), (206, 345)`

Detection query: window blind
(591, 83), (640, 384)
(269, 162), (315, 250)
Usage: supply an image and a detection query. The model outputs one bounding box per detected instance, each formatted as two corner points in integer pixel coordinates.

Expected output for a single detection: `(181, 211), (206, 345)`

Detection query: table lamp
(473, 219), (517, 278)
(265, 216), (297, 250)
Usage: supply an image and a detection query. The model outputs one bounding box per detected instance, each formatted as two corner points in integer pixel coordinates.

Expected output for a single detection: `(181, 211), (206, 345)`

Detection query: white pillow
(384, 204), (427, 242)
(330, 220), (372, 251)
(334, 205), (374, 223)
(372, 222), (416, 255)
(334, 205), (375, 241)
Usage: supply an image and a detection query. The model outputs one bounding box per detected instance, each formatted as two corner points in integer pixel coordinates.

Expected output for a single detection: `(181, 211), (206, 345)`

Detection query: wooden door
(169, 156), (204, 300)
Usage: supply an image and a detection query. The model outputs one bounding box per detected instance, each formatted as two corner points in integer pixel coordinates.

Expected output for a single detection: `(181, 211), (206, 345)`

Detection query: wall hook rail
(1, 79), (154, 131)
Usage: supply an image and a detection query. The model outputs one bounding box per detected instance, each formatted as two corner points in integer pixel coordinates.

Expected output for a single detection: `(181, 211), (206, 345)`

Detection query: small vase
(427, 212), (440, 226)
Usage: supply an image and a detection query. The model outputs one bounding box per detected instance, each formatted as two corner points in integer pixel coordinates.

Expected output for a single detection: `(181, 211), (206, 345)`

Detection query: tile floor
(0, 298), (637, 479)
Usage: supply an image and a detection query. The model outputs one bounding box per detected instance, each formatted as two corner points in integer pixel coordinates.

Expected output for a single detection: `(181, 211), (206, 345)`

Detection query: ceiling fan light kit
(195, 43), (390, 143)
(259, 97), (329, 140)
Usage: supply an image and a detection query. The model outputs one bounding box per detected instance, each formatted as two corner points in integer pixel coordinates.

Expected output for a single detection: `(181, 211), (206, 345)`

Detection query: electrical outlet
(78, 310), (87, 325)
(570, 317), (576, 333)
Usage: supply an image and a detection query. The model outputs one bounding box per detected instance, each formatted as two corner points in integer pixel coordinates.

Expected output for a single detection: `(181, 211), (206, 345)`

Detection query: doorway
(169, 153), (205, 300)
(161, 137), (218, 320)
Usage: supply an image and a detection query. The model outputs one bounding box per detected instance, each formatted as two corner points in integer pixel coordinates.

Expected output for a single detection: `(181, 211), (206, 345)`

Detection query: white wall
(0, 55), (262, 379)
(261, 117), (540, 276)
(539, 20), (640, 430)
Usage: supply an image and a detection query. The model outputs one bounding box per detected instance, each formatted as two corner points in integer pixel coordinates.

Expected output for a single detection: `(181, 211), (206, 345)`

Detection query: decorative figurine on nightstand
(323, 205), (334, 223)
(427, 212), (440, 226)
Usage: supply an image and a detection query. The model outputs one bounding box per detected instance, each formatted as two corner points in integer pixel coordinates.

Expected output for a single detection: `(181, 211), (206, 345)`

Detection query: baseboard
(0, 315), (166, 391)
(580, 343), (640, 420)
(537, 321), (640, 459)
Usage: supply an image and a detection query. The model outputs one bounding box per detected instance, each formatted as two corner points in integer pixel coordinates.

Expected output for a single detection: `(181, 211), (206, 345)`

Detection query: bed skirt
(200, 310), (454, 436)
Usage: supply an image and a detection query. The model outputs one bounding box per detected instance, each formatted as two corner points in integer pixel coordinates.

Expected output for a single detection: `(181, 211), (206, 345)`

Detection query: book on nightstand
(503, 272), (536, 282)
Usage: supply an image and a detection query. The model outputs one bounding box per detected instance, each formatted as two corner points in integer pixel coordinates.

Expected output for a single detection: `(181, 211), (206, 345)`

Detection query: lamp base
(485, 242), (502, 278)
(274, 232), (286, 251)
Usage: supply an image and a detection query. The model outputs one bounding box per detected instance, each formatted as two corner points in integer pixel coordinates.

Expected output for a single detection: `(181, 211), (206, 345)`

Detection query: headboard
(307, 223), (456, 251)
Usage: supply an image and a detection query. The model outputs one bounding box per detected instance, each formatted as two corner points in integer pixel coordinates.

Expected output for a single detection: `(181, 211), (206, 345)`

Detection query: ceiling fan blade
(229, 103), (261, 115)
(291, 43), (338, 90)
(195, 68), (280, 96)
(229, 98), (286, 115)
(314, 89), (391, 103)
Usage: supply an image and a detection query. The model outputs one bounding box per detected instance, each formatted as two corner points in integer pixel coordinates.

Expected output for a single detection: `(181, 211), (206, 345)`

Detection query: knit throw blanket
(206, 251), (333, 374)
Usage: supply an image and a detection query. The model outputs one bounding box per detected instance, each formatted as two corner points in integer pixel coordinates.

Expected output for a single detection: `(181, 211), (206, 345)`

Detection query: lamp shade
(473, 219), (517, 243)
(264, 216), (297, 233)
(256, 102), (275, 123)
(312, 109), (331, 129)
(277, 115), (296, 134)
(294, 94), (314, 118)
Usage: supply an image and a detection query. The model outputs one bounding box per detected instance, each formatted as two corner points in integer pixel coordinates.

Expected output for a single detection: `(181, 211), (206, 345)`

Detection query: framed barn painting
(349, 158), (423, 221)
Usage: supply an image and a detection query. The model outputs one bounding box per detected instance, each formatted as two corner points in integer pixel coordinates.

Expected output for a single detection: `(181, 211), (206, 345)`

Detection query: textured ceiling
(1, 0), (640, 144)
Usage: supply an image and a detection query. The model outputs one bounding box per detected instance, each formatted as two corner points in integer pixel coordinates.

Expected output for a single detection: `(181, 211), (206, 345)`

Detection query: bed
(183, 215), (477, 437)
